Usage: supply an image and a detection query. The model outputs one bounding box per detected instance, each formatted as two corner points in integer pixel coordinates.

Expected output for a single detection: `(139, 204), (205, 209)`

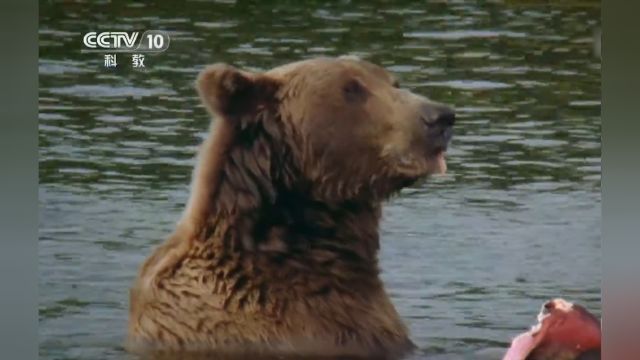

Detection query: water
(39, 1), (601, 359)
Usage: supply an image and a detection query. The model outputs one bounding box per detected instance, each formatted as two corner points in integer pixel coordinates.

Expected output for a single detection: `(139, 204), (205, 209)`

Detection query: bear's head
(194, 56), (454, 212)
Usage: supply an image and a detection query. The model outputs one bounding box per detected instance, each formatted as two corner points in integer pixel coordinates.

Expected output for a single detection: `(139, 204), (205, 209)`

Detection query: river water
(39, 1), (600, 359)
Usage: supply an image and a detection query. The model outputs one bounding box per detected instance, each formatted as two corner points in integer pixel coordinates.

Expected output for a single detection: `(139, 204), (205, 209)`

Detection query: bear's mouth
(422, 118), (452, 176)
(428, 149), (447, 175)
(394, 129), (451, 183)
(424, 143), (448, 175)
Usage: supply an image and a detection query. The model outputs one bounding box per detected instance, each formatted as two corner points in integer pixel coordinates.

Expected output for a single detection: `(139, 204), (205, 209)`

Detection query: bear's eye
(343, 79), (368, 103)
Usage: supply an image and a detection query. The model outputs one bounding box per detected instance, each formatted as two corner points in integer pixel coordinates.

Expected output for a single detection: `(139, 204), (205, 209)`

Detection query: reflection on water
(39, 1), (600, 359)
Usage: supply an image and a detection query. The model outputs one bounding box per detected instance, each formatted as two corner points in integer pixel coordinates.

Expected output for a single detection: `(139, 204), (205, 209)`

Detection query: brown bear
(127, 56), (455, 359)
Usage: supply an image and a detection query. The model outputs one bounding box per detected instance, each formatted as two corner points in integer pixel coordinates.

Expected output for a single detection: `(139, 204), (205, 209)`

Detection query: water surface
(39, 1), (601, 359)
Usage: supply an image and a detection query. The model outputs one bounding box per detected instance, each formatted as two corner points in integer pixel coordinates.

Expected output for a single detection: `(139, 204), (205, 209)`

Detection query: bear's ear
(196, 64), (279, 118)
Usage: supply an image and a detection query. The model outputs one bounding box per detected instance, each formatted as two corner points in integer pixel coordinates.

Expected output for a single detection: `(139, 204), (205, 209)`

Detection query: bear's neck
(243, 191), (381, 259)
(183, 115), (382, 264)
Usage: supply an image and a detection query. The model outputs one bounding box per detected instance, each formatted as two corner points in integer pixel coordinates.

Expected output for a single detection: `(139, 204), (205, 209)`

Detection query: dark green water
(39, 1), (601, 359)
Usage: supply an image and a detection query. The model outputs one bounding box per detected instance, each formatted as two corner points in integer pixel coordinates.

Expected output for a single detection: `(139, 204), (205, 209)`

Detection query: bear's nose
(434, 107), (455, 127)
(422, 104), (456, 128)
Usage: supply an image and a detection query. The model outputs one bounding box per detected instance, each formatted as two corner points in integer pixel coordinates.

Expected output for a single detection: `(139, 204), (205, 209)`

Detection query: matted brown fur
(127, 57), (455, 359)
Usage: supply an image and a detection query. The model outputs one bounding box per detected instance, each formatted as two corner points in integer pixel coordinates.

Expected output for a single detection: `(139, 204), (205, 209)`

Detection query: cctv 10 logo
(82, 30), (170, 53)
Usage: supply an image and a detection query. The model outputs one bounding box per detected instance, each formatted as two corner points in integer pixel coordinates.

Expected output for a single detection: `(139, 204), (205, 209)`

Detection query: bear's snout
(419, 102), (455, 153)
(420, 102), (456, 128)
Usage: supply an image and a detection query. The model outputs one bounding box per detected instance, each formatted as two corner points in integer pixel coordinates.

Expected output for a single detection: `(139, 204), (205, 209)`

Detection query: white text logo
(82, 30), (169, 53)
(83, 32), (139, 50)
